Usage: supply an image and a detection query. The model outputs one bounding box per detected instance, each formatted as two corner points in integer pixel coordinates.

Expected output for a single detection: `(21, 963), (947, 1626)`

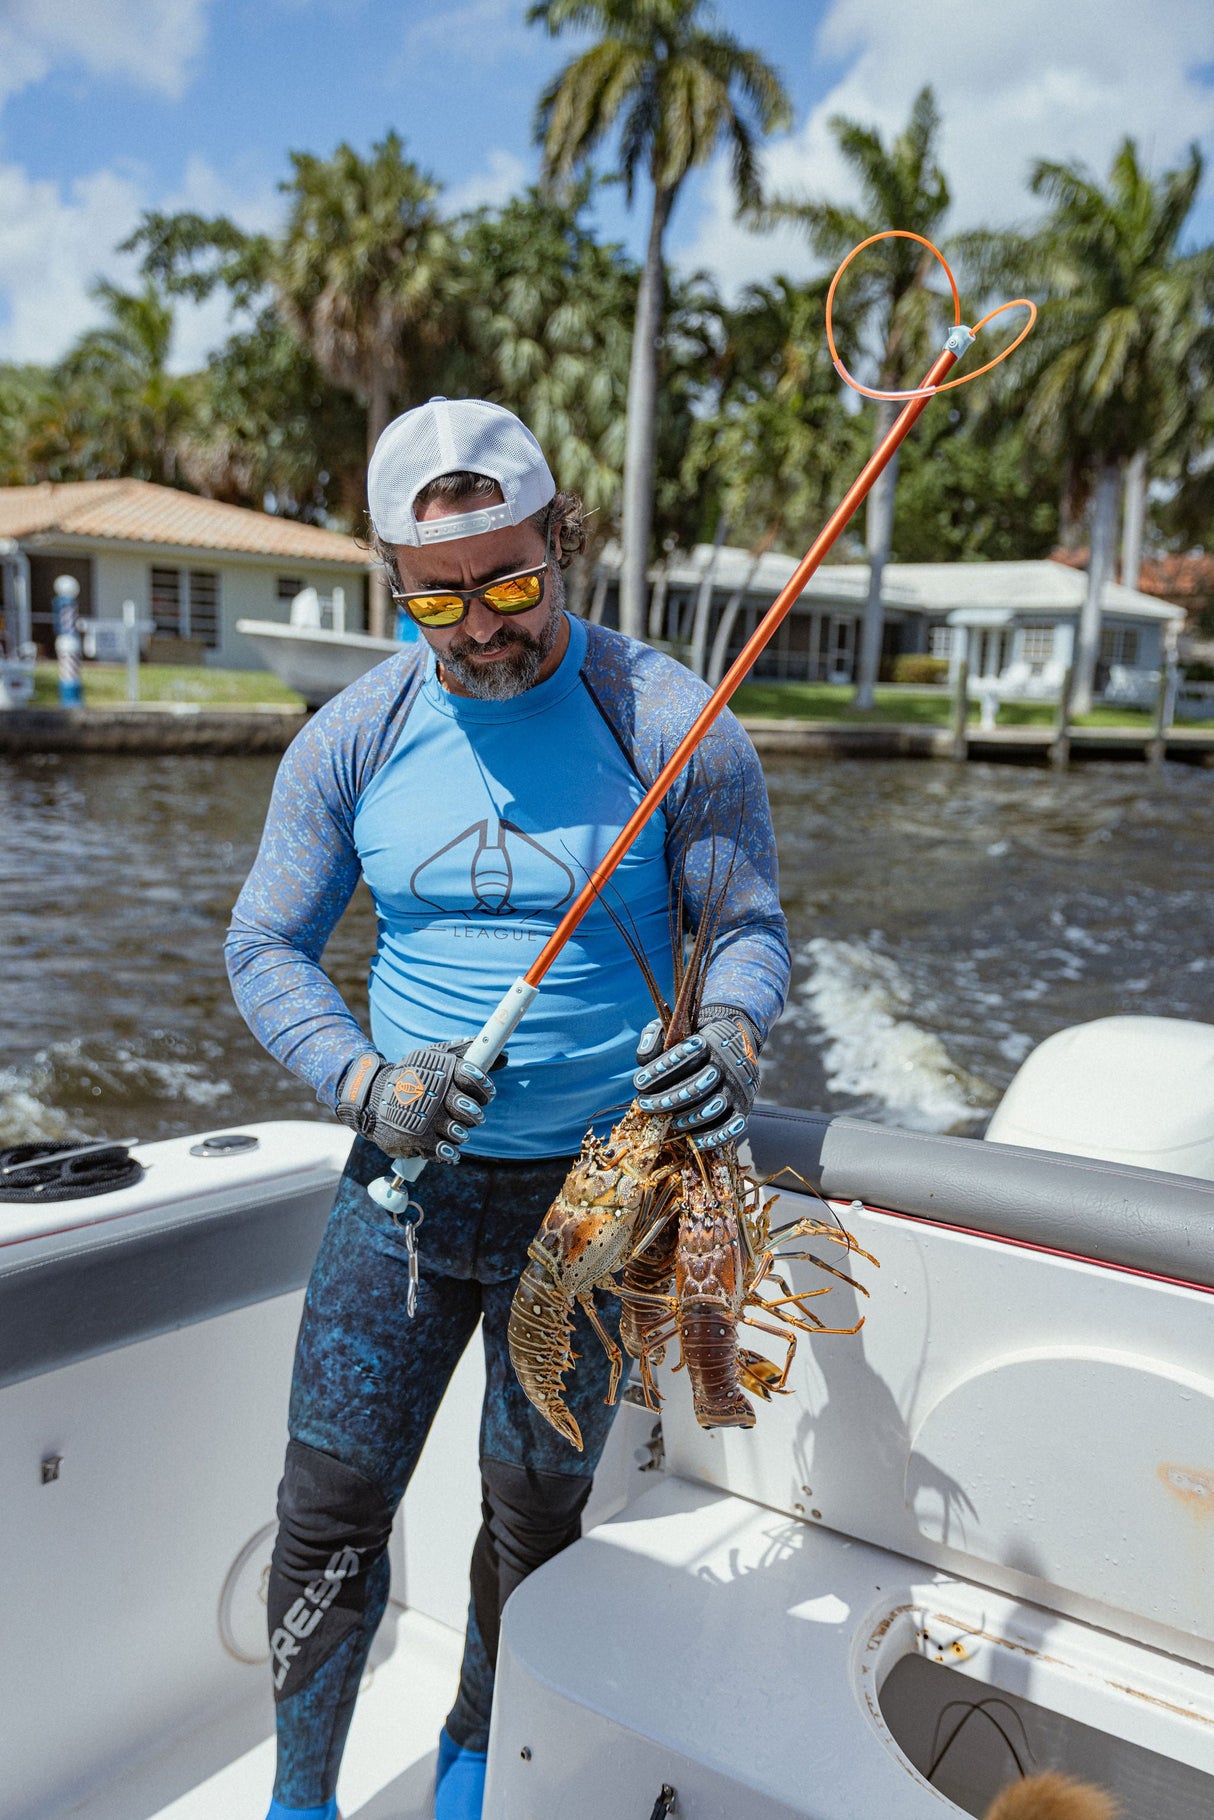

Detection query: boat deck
(63, 1609), (461, 1820)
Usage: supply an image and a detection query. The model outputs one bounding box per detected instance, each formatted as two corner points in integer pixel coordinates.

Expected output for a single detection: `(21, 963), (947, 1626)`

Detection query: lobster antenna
(667, 770), (747, 1043)
(688, 779), (747, 1034)
(560, 843), (671, 1024)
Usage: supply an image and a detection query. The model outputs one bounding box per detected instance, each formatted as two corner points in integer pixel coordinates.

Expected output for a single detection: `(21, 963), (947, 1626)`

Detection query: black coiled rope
(0, 1141), (143, 1202)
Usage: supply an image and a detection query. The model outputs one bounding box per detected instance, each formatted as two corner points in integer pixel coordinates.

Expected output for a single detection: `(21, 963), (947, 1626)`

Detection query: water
(2, 752), (1211, 1146)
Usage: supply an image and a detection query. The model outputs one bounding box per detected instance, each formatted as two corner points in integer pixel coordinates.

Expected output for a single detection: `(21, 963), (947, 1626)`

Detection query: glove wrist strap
(336, 1051), (384, 1134)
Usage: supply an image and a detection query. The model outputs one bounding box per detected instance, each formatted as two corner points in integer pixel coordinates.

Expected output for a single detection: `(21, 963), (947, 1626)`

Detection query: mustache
(448, 623), (536, 660)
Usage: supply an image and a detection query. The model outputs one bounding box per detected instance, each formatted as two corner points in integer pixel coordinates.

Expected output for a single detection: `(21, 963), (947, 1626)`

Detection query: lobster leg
(577, 1292), (624, 1408)
(754, 1293), (867, 1338)
(771, 1249), (872, 1294)
(738, 1316), (799, 1392)
(634, 1319), (679, 1410)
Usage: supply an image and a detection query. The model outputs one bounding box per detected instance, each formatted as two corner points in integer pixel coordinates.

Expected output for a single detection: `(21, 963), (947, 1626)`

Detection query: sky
(0, 0), (1212, 371)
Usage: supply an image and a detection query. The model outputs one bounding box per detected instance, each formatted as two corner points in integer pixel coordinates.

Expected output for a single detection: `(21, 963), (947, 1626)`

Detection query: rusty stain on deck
(1159, 1462), (1214, 1515)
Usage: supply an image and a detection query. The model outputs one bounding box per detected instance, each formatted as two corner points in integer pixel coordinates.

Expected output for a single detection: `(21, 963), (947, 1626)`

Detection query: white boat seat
(491, 1477), (1214, 1819)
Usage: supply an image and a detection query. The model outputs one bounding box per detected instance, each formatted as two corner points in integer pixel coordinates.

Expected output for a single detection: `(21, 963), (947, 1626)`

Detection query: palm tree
(757, 87), (950, 707)
(681, 275), (864, 676)
(277, 134), (458, 631)
(460, 183), (634, 536)
(182, 307), (367, 523)
(37, 280), (197, 485)
(529, 0), (790, 641)
(974, 140), (1209, 713)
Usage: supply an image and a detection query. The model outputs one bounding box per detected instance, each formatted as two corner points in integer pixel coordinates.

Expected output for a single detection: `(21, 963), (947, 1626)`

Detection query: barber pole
(54, 575), (82, 708)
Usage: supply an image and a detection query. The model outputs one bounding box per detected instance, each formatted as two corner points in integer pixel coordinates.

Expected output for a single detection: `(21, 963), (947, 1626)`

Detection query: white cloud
(0, 161), (146, 361)
(0, 0), (212, 109)
(675, 0), (1214, 297)
(0, 154), (280, 369)
(443, 148), (530, 215)
(403, 0), (535, 67)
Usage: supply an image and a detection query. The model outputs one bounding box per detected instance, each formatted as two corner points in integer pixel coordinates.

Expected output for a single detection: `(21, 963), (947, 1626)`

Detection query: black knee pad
(267, 1439), (394, 1702)
(480, 1456), (592, 1585)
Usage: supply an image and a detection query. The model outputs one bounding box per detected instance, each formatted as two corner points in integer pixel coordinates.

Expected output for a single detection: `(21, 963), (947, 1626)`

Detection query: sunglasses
(391, 526), (551, 629)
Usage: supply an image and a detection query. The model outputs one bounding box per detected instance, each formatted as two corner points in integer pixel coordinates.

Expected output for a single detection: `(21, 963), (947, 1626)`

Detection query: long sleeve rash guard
(225, 614), (789, 1159)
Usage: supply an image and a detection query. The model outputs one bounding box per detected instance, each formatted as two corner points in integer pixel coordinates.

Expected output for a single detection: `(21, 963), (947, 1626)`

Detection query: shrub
(891, 654), (950, 684)
(1181, 660), (1214, 682)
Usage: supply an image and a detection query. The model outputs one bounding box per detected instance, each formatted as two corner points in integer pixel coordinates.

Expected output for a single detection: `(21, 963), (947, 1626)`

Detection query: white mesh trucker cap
(368, 396), (556, 546)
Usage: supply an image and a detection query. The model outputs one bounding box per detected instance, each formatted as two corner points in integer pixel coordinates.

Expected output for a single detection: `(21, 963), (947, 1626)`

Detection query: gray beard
(436, 589), (564, 701)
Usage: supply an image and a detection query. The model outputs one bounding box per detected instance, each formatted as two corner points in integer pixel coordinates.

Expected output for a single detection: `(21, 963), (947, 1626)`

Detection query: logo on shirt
(410, 818), (575, 919)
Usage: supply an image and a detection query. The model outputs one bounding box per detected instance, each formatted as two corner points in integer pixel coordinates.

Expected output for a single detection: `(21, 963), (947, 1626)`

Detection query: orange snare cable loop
(369, 231), (1036, 1219)
(825, 229), (1036, 402)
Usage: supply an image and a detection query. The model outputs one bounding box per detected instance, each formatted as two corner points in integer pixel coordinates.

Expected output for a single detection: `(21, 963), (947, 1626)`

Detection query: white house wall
(89, 552), (365, 670)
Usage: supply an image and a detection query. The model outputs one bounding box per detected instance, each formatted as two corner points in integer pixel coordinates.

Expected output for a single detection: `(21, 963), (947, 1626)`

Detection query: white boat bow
(236, 619), (402, 707)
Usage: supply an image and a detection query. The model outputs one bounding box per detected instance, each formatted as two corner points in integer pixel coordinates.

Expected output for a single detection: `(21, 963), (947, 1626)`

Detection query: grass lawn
(31, 665), (1214, 732)
(733, 682), (961, 725)
(731, 681), (1214, 732)
(33, 662), (305, 708)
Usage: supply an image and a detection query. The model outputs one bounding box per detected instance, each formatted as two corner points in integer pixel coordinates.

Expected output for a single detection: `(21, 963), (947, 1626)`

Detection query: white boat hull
(235, 619), (401, 707)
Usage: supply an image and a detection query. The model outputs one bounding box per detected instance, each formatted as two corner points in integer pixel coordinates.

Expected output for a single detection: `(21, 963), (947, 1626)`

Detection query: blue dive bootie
(434, 1725), (488, 1820)
(265, 1800), (339, 1819)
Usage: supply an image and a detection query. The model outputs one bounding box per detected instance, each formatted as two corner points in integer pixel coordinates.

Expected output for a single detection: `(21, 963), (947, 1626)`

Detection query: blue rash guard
(226, 614), (789, 1159)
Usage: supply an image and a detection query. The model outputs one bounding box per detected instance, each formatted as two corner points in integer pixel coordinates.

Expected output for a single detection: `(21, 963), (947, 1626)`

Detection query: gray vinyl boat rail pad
(0, 1175), (337, 1388)
(2, 1110), (1212, 1389)
(747, 1104), (1214, 1292)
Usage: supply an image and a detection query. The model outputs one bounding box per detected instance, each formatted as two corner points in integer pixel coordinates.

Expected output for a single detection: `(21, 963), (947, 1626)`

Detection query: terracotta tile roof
(1052, 546), (1212, 618)
(0, 478), (369, 567)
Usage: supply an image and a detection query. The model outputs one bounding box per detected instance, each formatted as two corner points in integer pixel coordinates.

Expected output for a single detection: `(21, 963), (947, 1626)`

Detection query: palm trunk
(854, 400), (900, 709)
(619, 183), (673, 643)
(1121, 449), (1147, 591)
(366, 369), (393, 638)
(1071, 460), (1121, 717)
(707, 550), (764, 688)
(565, 552), (592, 619)
(688, 514), (728, 679)
(647, 551), (672, 641)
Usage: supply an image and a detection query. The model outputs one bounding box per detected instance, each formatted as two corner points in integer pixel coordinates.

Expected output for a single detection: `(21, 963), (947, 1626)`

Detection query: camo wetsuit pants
(268, 1136), (623, 1809)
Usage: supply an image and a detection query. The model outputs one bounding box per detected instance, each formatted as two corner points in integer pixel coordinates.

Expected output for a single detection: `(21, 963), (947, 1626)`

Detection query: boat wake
(0, 1037), (234, 1146)
(793, 937), (997, 1134)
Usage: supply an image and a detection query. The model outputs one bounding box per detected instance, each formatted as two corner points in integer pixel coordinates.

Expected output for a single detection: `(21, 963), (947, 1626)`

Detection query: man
(226, 397), (789, 1820)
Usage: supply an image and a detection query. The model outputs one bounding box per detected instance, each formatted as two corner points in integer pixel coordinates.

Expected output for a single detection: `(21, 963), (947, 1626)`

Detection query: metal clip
(392, 1200), (425, 1318)
(943, 324), (976, 355)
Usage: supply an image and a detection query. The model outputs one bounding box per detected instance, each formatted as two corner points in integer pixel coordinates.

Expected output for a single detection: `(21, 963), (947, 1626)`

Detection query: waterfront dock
(0, 704), (308, 755)
(742, 718), (1214, 765)
(2, 705), (1212, 763)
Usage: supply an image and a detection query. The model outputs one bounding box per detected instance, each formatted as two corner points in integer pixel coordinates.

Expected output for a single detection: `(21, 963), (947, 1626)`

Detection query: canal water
(2, 752), (1211, 1146)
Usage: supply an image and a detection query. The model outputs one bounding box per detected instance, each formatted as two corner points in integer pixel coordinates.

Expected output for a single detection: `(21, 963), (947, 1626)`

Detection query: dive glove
(633, 1005), (762, 1150)
(336, 1042), (501, 1164)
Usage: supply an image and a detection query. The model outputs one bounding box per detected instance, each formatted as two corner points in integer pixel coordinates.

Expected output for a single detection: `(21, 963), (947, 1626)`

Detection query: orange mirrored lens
(407, 594), (466, 626)
(481, 574), (543, 612)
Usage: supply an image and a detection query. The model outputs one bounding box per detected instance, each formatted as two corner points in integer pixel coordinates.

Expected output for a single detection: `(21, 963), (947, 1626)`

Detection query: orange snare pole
(370, 233), (1034, 1218)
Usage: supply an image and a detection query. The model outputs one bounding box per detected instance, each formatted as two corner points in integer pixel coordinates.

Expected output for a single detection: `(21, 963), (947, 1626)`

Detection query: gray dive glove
(633, 1005), (762, 1150)
(336, 1042), (501, 1164)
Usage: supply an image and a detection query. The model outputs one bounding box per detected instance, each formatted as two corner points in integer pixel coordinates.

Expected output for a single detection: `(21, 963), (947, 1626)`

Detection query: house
(0, 479), (372, 670)
(603, 544), (1184, 696)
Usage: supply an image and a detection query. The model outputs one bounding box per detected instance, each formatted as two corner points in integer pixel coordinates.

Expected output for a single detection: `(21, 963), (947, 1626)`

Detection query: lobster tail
(680, 1299), (756, 1428)
(507, 1253), (585, 1452)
